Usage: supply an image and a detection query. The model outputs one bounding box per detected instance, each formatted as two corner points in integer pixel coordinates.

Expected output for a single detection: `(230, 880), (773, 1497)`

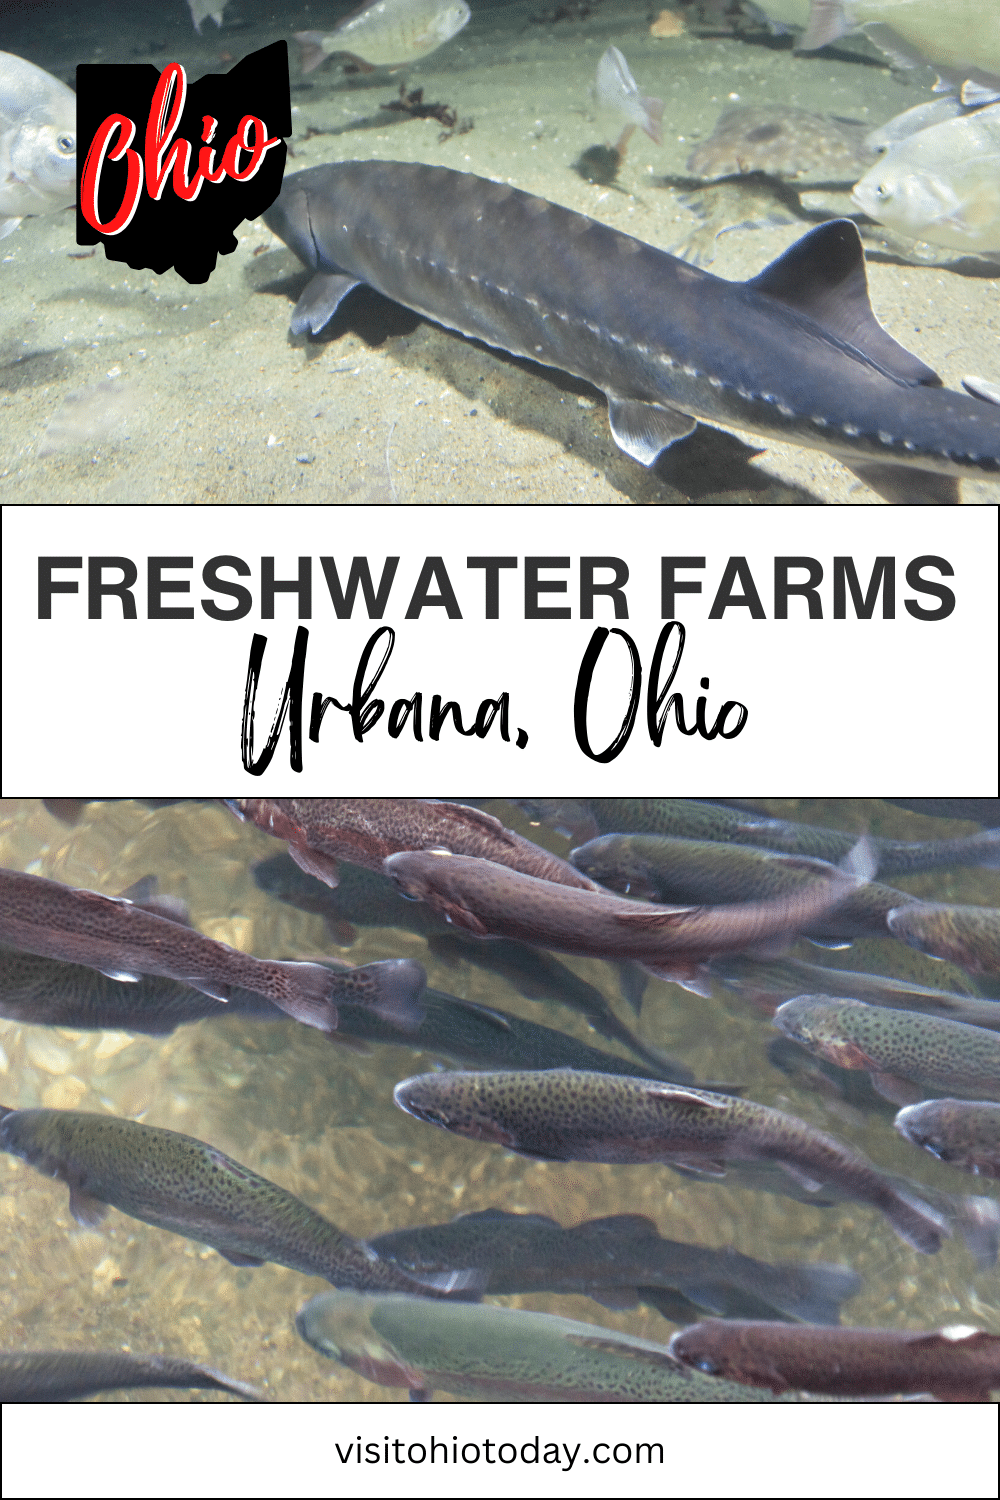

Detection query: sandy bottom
(0, 796), (998, 1401)
(1, 0), (997, 505)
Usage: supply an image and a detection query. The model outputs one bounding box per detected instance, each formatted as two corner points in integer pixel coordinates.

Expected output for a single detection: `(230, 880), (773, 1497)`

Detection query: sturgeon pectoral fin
(606, 398), (697, 466)
(963, 376), (1000, 406)
(749, 220), (941, 388)
(846, 463), (960, 506)
(68, 1184), (109, 1227)
(290, 272), (363, 336)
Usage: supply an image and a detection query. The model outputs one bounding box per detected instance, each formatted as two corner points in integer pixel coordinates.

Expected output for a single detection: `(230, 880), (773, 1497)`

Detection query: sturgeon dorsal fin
(748, 220), (942, 388)
(606, 397), (696, 466)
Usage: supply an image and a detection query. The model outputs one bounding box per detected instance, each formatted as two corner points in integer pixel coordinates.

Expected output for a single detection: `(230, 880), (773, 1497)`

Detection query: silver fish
(594, 45), (663, 152)
(0, 52), (75, 239)
(852, 104), (1000, 256)
(790, 1), (1000, 77)
(295, 0), (470, 75)
(263, 161), (1000, 502)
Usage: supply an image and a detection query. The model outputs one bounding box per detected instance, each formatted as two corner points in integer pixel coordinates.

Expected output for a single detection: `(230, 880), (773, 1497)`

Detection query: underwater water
(0, 796), (998, 1402)
(1, 0), (997, 505)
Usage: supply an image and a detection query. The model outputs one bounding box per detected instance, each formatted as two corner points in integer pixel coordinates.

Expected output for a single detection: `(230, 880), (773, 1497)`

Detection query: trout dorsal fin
(747, 220), (942, 388)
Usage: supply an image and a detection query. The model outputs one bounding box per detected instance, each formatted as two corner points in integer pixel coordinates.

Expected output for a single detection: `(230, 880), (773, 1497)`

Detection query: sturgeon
(262, 160), (1000, 503)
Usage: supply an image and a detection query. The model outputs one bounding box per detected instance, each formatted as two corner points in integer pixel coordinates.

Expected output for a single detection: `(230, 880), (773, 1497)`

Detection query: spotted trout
(231, 798), (595, 891)
(0, 1350), (262, 1402)
(253, 850), (658, 1064)
(393, 1069), (946, 1253)
(0, 946), (285, 1034)
(773, 995), (1000, 1103)
(570, 834), (915, 940)
(669, 1319), (1000, 1402)
(383, 846), (867, 989)
(887, 902), (1000, 977)
(370, 1208), (861, 1325)
(263, 163), (1000, 503)
(895, 1099), (1000, 1182)
(0, 867), (426, 1033)
(296, 1291), (790, 1401)
(522, 798), (1000, 875)
(0, 1106), (456, 1295)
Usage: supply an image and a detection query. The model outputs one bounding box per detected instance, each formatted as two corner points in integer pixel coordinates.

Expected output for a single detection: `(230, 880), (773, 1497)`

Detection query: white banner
(1, 504), (996, 795)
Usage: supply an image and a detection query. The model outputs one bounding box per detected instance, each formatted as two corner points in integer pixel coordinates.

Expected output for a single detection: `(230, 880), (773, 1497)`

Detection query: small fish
(231, 798), (596, 892)
(384, 846), (864, 991)
(888, 902), (1000, 977)
(0, 867), (425, 1034)
(773, 995), (1000, 1103)
(0, 52), (76, 239)
(852, 104), (1000, 257)
(393, 1068), (947, 1253)
(895, 1098), (1000, 1181)
(793, 0), (1000, 78)
(0, 945), (285, 1034)
(570, 834), (914, 940)
(370, 1208), (861, 1324)
(295, 0), (470, 75)
(523, 797), (1000, 876)
(186, 0), (228, 32)
(669, 1318), (1000, 1401)
(0, 1349), (261, 1402)
(687, 105), (875, 183)
(263, 162), (1000, 502)
(0, 1106), (455, 1295)
(253, 852), (661, 1067)
(594, 46), (663, 155)
(296, 1291), (789, 1401)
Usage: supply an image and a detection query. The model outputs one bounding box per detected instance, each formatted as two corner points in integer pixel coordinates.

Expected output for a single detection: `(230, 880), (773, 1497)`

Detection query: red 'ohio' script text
(80, 62), (280, 235)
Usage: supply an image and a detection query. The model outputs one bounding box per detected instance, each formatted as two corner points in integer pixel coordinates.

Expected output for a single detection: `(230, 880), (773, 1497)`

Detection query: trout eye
(695, 1357), (720, 1375)
(57, 134), (75, 155)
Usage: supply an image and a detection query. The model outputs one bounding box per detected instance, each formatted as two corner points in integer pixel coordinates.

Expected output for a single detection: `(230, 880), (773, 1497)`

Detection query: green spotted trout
(895, 1099), (1000, 1182)
(0, 867), (426, 1033)
(393, 1069), (947, 1253)
(263, 162), (1000, 503)
(295, 1291), (792, 1401)
(773, 995), (1000, 1103)
(0, 1106), (461, 1295)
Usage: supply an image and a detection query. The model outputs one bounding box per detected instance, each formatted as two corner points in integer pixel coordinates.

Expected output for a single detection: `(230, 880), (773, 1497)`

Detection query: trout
(370, 1208), (861, 1325)
(570, 834), (915, 940)
(0, 1106), (457, 1295)
(895, 1099), (1000, 1181)
(669, 1319), (1000, 1402)
(773, 996), (1000, 1104)
(887, 903), (1000, 977)
(384, 847), (866, 988)
(393, 1068), (946, 1253)
(0, 1350), (262, 1402)
(0, 867), (425, 1033)
(230, 798), (596, 891)
(296, 1291), (790, 1402)
(520, 798), (1000, 875)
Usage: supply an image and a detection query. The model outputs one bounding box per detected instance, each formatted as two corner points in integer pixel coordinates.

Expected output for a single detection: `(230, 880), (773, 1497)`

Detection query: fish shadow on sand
(252, 252), (816, 503)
